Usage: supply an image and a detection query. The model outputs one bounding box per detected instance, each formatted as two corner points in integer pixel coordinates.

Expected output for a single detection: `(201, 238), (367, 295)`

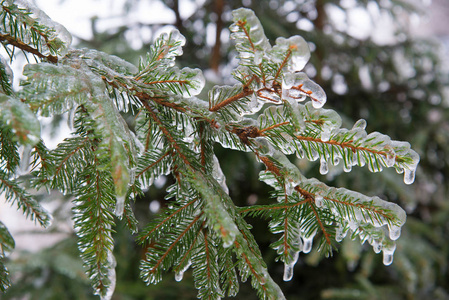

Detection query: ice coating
(212, 155), (229, 194)
(0, 55), (13, 85)
(281, 72), (326, 108)
(383, 145), (396, 168)
(269, 36), (311, 72)
(114, 195), (126, 218)
(0, 95), (41, 146)
(230, 8), (271, 64)
(159, 29), (186, 58)
(315, 195), (324, 208)
(96, 251), (117, 300)
(180, 67), (205, 97)
(10, 0), (72, 56)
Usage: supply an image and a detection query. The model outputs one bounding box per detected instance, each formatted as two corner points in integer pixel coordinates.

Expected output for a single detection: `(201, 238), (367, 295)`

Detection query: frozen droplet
(114, 195), (126, 218)
(335, 224), (347, 242)
(343, 162), (352, 172)
(175, 260), (192, 283)
(352, 119), (367, 130)
(302, 236), (314, 253)
(295, 147), (304, 159)
(333, 157), (340, 166)
(254, 50), (263, 64)
(319, 158), (328, 175)
(175, 272), (183, 282)
(315, 195), (324, 208)
(372, 240), (382, 254)
(310, 147), (319, 161)
(283, 263), (294, 281)
(403, 168), (415, 185)
(388, 225), (402, 241)
(321, 129), (331, 142)
(382, 243), (396, 266)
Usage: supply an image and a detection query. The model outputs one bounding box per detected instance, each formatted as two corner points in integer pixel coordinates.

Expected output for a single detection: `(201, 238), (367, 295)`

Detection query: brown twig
(0, 33), (58, 63)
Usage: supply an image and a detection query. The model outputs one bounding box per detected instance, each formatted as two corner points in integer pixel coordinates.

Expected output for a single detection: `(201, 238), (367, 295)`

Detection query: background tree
(1, 0), (447, 300)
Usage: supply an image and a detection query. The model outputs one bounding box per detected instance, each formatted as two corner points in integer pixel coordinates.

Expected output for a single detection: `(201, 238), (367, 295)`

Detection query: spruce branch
(0, 4), (421, 299)
(0, 170), (51, 227)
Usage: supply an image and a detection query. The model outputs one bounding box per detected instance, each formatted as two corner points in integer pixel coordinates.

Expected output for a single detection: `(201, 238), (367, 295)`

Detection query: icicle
(175, 259), (192, 282)
(212, 155), (229, 194)
(343, 162), (352, 173)
(114, 195), (126, 218)
(335, 224), (347, 242)
(382, 243), (396, 266)
(403, 168), (416, 185)
(319, 157), (328, 175)
(371, 239), (382, 254)
(310, 147), (319, 161)
(302, 235), (314, 253)
(295, 147), (304, 159)
(333, 157), (340, 166)
(283, 263), (294, 281)
(18, 145), (32, 175)
(388, 224), (403, 241)
(315, 195), (324, 208)
(99, 252), (117, 300)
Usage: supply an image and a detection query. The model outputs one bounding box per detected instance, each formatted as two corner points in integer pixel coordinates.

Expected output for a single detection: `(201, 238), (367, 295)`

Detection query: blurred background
(1, 0), (449, 299)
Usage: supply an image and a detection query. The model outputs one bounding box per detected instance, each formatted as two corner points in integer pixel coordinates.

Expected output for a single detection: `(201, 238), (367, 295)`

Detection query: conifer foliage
(0, 1), (420, 299)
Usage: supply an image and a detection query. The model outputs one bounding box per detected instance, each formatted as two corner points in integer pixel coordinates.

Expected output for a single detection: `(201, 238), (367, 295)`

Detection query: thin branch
(139, 198), (197, 243)
(142, 100), (192, 167)
(308, 201), (331, 245)
(259, 122), (290, 134)
(273, 49), (292, 83)
(143, 79), (188, 85)
(295, 135), (389, 158)
(136, 150), (171, 178)
(233, 240), (268, 294)
(174, 221), (204, 273)
(147, 212), (203, 275)
(238, 200), (309, 215)
(209, 78), (254, 112)
(0, 33), (58, 63)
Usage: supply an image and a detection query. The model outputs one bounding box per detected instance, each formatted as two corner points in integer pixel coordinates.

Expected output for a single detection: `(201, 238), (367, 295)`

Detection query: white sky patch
(35, 0), (176, 40)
